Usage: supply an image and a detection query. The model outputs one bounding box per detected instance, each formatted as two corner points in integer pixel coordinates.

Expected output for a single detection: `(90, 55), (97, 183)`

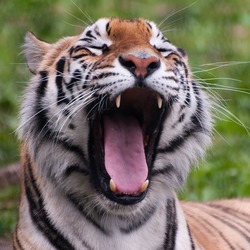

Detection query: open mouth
(89, 87), (165, 205)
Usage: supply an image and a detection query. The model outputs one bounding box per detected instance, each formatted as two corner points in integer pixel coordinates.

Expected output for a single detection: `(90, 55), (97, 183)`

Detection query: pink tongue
(103, 113), (148, 194)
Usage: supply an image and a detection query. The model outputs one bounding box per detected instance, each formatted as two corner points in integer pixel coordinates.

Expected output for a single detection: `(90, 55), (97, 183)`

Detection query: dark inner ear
(24, 31), (52, 74)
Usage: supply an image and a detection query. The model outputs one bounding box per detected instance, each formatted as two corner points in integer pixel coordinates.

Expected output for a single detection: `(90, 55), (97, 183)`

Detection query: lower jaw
(100, 183), (148, 205)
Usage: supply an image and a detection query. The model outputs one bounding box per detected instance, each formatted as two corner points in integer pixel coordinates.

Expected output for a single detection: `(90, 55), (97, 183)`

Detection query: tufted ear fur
(24, 32), (52, 74)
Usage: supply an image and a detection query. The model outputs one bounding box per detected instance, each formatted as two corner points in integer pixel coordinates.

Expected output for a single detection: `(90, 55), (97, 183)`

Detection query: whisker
(64, 9), (90, 27)
(63, 21), (86, 30)
(158, 1), (199, 28)
(211, 103), (250, 135)
(199, 86), (250, 96)
(194, 61), (250, 73)
(70, 0), (93, 24)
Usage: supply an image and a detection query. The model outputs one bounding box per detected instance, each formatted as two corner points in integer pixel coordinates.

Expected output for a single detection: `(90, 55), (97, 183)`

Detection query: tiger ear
(24, 32), (52, 74)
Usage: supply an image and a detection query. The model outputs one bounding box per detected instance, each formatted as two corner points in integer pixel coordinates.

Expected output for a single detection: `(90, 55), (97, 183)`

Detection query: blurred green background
(0, 0), (249, 239)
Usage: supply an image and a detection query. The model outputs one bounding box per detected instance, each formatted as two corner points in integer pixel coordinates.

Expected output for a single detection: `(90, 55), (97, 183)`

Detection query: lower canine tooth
(110, 179), (117, 192)
(157, 95), (163, 109)
(116, 94), (121, 108)
(139, 180), (149, 193)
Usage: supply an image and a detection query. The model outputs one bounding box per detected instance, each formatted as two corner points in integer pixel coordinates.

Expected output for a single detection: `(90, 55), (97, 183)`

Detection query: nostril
(119, 55), (160, 79)
(118, 56), (136, 72)
(147, 60), (160, 73)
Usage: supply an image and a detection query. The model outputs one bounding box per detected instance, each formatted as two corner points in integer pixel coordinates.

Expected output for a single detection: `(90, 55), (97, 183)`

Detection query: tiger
(13, 17), (250, 250)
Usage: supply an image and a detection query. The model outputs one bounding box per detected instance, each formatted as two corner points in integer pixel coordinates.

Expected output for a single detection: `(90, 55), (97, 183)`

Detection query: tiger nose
(119, 55), (160, 79)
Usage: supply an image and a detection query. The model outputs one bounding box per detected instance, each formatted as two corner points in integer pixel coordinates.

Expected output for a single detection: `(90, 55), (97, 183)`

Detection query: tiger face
(22, 18), (212, 210)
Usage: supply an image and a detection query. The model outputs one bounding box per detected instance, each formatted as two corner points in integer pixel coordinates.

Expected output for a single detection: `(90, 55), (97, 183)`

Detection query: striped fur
(14, 18), (250, 249)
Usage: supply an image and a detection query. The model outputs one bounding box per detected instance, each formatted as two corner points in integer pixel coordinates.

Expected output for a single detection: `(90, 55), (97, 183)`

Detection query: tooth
(110, 179), (117, 192)
(139, 180), (149, 193)
(157, 94), (163, 109)
(116, 94), (121, 108)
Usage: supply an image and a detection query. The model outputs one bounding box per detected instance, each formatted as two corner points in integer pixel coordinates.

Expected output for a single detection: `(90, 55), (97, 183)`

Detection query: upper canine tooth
(116, 94), (121, 108)
(157, 95), (163, 109)
(110, 179), (117, 192)
(139, 180), (149, 193)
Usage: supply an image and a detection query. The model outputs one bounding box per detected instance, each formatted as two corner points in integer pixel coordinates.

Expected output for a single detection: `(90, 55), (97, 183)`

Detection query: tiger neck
(17, 153), (198, 250)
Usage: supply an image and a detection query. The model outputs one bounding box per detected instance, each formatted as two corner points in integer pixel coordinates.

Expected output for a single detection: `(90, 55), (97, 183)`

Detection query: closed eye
(154, 46), (172, 53)
(87, 44), (109, 53)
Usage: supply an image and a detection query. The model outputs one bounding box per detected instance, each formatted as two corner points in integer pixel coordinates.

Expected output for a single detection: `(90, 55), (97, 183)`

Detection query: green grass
(0, 185), (19, 237)
(0, 0), (249, 237)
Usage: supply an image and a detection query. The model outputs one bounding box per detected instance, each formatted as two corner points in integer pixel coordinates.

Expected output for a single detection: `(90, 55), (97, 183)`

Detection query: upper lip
(88, 86), (165, 205)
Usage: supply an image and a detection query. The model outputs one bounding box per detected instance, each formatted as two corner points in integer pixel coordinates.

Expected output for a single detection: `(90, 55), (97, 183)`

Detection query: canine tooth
(139, 180), (149, 193)
(116, 94), (121, 108)
(110, 179), (117, 192)
(157, 95), (163, 109)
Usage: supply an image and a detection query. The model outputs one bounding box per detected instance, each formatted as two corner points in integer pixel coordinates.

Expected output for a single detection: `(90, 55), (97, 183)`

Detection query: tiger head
(21, 18), (212, 211)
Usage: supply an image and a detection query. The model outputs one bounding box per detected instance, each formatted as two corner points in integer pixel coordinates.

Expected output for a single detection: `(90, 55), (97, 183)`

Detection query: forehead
(81, 18), (160, 40)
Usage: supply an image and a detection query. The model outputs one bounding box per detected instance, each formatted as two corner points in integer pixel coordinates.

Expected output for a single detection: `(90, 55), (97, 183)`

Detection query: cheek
(94, 54), (116, 69)
(70, 111), (90, 152)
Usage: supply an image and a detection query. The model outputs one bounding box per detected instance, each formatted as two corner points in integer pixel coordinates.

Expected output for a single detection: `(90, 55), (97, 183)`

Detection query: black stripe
(37, 71), (48, 96)
(152, 166), (184, 187)
(162, 76), (178, 83)
(56, 57), (70, 105)
(68, 46), (74, 56)
(82, 63), (88, 70)
(66, 69), (82, 93)
(187, 224), (195, 250)
(157, 102), (208, 154)
(157, 128), (194, 153)
(182, 61), (189, 79)
(33, 91), (88, 168)
(180, 73), (185, 85)
(120, 205), (157, 233)
(72, 54), (89, 60)
(186, 210), (236, 250)
(62, 108), (70, 116)
(106, 22), (111, 36)
(87, 45), (104, 50)
(205, 218), (237, 250)
(86, 30), (96, 39)
(13, 230), (25, 250)
(95, 64), (115, 70)
(151, 165), (173, 177)
(204, 207), (250, 242)
(178, 113), (185, 123)
(192, 95), (206, 133)
(192, 81), (200, 95)
(177, 48), (187, 57)
(59, 139), (88, 166)
(146, 21), (152, 29)
(34, 71), (49, 138)
(163, 199), (177, 250)
(162, 37), (171, 43)
(165, 52), (181, 64)
(92, 72), (118, 80)
(64, 164), (89, 177)
(80, 37), (92, 43)
(94, 29), (101, 37)
(207, 203), (250, 223)
(24, 154), (76, 250)
(185, 92), (191, 107)
(67, 193), (108, 234)
(158, 48), (173, 53)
